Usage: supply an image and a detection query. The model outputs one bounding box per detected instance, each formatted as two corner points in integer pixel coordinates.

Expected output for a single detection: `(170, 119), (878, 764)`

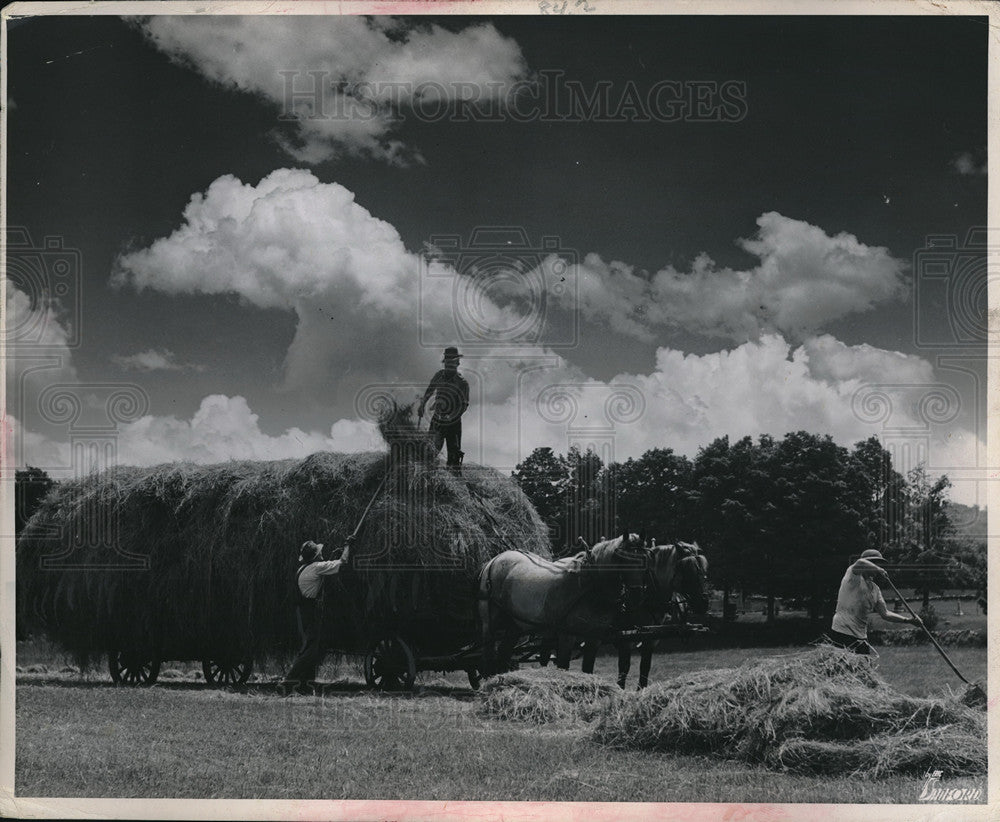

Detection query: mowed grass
(15, 645), (988, 803)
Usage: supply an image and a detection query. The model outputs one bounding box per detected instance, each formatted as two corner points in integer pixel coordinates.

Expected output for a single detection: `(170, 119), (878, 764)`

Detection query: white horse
(477, 533), (648, 677)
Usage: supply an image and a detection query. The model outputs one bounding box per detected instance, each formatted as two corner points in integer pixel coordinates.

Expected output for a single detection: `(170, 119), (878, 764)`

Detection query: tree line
(512, 433), (986, 622)
(16, 435), (987, 625)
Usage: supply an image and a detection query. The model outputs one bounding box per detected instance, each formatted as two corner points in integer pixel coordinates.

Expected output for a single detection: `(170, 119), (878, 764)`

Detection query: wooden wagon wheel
(202, 657), (253, 687)
(108, 650), (161, 686)
(364, 635), (416, 691)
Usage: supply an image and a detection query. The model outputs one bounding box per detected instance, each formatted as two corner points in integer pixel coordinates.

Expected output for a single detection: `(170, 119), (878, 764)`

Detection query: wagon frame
(345, 619), (712, 692)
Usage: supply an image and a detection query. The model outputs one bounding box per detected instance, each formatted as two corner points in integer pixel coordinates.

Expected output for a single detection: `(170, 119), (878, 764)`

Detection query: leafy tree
(944, 502), (987, 606)
(612, 447), (693, 543)
(512, 447), (568, 547)
(686, 435), (767, 618)
(686, 432), (871, 623)
(762, 432), (868, 622)
(16, 466), (55, 536)
(899, 467), (955, 610)
(852, 437), (908, 553)
(563, 446), (607, 549)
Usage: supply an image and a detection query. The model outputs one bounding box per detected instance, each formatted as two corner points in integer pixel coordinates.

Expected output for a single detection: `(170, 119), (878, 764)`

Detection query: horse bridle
(640, 543), (703, 620)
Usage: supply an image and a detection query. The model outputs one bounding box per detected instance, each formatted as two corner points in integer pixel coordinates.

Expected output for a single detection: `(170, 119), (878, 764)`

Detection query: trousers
(431, 418), (463, 466)
(826, 628), (874, 656)
(283, 598), (325, 688)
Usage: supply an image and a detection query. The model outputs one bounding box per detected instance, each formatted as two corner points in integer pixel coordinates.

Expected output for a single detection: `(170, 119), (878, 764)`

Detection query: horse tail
(477, 554), (495, 601)
(477, 556), (498, 676)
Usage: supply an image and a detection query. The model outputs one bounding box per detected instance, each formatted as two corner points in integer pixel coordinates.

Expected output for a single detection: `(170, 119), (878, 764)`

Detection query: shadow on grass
(15, 674), (480, 701)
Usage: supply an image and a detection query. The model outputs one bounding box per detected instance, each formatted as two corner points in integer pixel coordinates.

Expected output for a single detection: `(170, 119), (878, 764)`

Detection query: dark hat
(860, 549), (888, 564)
(299, 540), (324, 561)
(442, 346), (463, 363)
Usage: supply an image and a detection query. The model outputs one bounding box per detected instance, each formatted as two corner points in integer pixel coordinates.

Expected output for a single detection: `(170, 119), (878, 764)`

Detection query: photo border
(1, 1), (995, 820)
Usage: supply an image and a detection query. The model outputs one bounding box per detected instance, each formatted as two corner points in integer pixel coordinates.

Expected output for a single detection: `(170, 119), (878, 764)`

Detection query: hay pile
(478, 668), (621, 724)
(17, 404), (550, 667)
(592, 647), (985, 777)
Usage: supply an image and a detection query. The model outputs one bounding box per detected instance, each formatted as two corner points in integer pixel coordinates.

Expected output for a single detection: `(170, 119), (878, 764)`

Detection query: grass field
(14, 644), (988, 803)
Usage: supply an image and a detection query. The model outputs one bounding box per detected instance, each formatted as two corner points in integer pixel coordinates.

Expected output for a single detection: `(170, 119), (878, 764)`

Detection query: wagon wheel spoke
(202, 657), (253, 687)
(366, 636), (416, 691)
(109, 651), (158, 686)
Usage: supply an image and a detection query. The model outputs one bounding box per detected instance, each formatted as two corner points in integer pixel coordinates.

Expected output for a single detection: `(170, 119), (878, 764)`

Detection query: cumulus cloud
(104, 171), (981, 503)
(13, 340), (984, 506)
(473, 335), (982, 506)
(137, 16), (528, 164)
(554, 212), (908, 343)
(115, 394), (381, 464)
(111, 348), (204, 372)
(952, 151), (987, 176)
(5, 286), (79, 428)
(16, 395), (381, 475)
(798, 334), (934, 387)
(9, 415), (71, 472)
(112, 173), (911, 406)
(112, 168), (538, 413)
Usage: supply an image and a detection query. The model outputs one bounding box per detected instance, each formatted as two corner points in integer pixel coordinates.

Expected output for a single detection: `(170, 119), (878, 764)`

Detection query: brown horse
(573, 541), (710, 687)
(477, 532), (648, 677)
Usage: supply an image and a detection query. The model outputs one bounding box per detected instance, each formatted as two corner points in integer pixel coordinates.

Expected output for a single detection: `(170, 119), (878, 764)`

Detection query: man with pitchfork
(827, 549), (922, 656)
(280, 536), (353, 695)
(418, 347), (470, 475)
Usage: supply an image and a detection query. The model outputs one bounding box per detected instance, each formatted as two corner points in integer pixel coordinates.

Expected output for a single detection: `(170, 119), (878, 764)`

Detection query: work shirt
(297, 560), (344, 600)
(831, 565), (887, 638)
(421, 370), (469, 423)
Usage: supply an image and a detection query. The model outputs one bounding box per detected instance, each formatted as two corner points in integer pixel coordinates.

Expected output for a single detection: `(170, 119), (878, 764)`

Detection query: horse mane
(590, 533), (643, 564)
(650, 544), (676, 580)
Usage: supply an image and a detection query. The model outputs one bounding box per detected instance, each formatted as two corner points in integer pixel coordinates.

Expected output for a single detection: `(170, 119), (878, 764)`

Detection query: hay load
(16, 403), (550, 667)
(591, 646), (986, 778)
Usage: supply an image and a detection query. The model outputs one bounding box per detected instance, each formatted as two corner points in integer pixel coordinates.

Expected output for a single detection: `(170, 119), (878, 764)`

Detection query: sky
(4, 12), (991, 509)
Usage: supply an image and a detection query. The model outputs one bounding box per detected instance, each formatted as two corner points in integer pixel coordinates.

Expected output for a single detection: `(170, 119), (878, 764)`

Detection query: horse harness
(479, 542), (649, 632)
(634, 543), (700, 622)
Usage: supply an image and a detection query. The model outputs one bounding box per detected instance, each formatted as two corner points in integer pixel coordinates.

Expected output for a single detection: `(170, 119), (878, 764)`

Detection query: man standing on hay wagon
(281, 537), (352, 695)
(418, 347), (470, 475)
(827, 549), (922, 655)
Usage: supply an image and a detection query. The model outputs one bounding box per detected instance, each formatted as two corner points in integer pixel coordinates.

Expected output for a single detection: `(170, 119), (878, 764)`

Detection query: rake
(882, 573), (986, 708)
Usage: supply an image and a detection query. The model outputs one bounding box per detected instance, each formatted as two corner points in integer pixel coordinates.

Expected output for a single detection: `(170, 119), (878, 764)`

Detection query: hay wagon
(16, 407), (552, 688)
(351, 601), (713, 692)
(360, 635), (557, 691)
(323, 559), (553, 691)
(345, 626), (552, 692)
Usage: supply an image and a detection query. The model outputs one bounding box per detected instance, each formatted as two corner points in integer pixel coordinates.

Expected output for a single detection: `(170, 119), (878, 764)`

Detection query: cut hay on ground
(478, 668), (622, 724)
(591, 646), (985, 778)
(17, 403), (550, 667)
